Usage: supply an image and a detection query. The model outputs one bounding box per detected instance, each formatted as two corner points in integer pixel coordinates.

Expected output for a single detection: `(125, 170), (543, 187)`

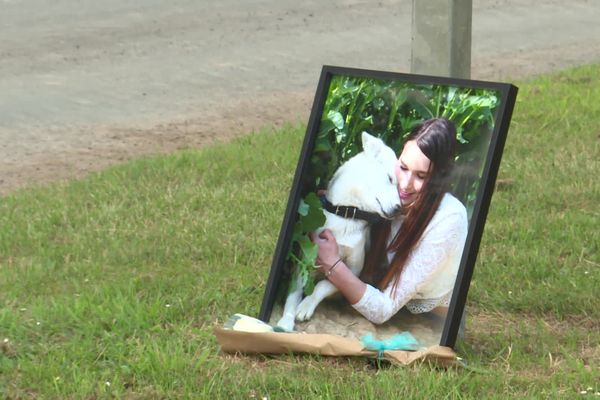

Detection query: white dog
(277, 132), (401, 331)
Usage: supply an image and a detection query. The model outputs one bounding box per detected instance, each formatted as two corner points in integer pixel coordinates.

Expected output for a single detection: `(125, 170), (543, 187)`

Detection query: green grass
(1, 64), (599, 399)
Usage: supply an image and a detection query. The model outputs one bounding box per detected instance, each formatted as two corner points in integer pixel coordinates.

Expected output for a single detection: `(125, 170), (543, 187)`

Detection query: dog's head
(327, 132), (401, 219)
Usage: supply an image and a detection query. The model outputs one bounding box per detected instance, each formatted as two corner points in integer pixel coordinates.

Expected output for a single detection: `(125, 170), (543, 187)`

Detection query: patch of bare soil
(269, 298), (447, 349)
(0, 91), (311, 195)
(6, 41), (600, 196)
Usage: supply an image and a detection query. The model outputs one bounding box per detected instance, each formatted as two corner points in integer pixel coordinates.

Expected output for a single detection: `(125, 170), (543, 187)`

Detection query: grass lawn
(1, 65), (599, 399)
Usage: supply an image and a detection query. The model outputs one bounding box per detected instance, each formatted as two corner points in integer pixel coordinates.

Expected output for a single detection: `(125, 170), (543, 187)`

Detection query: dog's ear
(361, 131), (385, 158)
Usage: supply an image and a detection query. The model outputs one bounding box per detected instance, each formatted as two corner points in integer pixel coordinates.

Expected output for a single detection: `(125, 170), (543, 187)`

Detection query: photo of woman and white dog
(260, 68), (517, 348)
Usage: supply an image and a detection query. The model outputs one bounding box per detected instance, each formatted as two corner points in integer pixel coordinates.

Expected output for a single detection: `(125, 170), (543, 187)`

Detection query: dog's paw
(295, 296), (318, 321)
(276, 315), (295, 332)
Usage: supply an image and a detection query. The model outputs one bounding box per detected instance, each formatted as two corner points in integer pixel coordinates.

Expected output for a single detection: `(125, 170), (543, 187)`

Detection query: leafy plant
(314, 76), (500, 213)
(286, 192), (325, 295)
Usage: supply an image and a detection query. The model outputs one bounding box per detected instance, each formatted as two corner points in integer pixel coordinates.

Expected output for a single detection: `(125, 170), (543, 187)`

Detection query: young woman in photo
(311, 117), (468, 323)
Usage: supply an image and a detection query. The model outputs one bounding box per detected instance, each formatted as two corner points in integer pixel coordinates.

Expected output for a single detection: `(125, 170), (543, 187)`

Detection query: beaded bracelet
(325, 258), (343, 277)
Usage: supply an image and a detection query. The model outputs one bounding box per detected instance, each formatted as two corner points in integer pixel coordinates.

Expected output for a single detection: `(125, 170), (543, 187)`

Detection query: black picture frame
(259, 65), (518, 349)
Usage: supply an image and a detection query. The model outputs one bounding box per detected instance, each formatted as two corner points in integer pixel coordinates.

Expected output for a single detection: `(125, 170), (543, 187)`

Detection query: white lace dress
(352, 193), (468, 324)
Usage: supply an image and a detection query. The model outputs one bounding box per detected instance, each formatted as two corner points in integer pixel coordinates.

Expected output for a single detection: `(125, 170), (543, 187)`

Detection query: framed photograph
(259, 66), (518, 349)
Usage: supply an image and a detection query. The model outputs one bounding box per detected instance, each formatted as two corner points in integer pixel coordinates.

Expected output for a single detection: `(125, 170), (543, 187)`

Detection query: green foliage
(288, 192), (325, 295)
(314, 75), (500, 213)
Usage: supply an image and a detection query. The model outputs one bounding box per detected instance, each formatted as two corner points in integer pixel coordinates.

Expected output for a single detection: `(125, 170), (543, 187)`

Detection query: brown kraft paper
(213, 327), (457, 367)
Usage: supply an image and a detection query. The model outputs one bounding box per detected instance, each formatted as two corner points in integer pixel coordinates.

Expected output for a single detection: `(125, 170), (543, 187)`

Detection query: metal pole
(411, 0), (472, 79)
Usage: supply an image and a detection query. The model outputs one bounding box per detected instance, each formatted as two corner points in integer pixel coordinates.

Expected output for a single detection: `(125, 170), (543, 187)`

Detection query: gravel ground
(1, 0), (600, 194)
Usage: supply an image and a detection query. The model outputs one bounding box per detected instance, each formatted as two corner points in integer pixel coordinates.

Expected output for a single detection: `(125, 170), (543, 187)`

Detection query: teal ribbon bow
(361, 332), (420, 358)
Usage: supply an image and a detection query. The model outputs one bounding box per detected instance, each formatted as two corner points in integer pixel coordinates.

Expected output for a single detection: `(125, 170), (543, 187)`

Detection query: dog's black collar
(319, 195), (384, 224)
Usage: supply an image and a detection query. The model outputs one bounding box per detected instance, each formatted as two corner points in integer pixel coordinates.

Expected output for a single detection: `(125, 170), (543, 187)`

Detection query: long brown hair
(361, 118), (457, 291)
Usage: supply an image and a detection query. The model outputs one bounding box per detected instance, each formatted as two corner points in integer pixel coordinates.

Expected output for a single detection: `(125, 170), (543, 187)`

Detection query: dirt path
(1, 0), (600, 195)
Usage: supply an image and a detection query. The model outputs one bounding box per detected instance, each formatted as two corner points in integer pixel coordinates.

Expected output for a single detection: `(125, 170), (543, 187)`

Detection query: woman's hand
(310, 229), (367, 304)
(310, 229), (340, 270)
